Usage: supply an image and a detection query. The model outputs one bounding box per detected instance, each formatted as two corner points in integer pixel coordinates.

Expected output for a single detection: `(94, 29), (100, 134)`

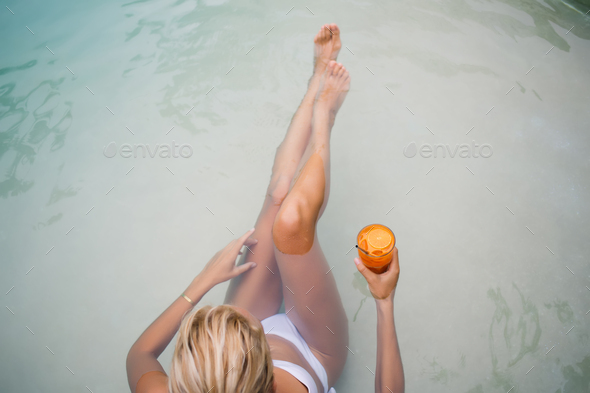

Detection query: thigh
(273, 235), (348, 386)
(224, 197), (283, 321)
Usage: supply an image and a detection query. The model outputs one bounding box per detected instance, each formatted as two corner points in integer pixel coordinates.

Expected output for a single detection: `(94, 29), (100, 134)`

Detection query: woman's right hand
(354, 247), (400, 300)
(194, 228), (258, 291)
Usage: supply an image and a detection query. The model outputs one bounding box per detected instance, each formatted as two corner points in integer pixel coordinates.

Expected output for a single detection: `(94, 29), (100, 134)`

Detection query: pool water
(1, 0), (589, 392)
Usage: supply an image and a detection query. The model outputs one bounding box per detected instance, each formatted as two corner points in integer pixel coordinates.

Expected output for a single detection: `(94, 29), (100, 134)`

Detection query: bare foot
(313, 24), (341, 75)
(315, 61), (350, 116)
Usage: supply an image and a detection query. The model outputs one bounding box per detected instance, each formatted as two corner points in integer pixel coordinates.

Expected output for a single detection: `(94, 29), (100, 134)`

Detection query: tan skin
(127, 24), (404, 393)
(355, 250), (405, 393)
(126, 229), (315, 393)
(127, 235), (403, 393)
(127, 23), (344, 393)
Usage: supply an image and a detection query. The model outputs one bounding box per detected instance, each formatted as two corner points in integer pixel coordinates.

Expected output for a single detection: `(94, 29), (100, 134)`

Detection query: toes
(315, 24), (340, 44)
(327, 60), (337, 75)
(314, 28), (322, 43)
(331, 62), (343, 76)
(327, 24), (338, 37)
(315, 26), (326, 43)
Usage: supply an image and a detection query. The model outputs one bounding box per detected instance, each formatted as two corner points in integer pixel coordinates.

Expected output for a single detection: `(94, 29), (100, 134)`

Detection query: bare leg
(272, 61), (351, 386)
(225, 25), (342, 321)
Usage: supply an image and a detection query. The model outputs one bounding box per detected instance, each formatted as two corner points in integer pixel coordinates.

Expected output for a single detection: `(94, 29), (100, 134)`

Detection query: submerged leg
(272, 61), (350, 386)
(224, 25), (342, 321)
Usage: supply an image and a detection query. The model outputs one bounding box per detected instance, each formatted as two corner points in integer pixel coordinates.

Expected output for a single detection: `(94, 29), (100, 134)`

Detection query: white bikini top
(261, 314), (336, 393)
(272, 360), (319, 393)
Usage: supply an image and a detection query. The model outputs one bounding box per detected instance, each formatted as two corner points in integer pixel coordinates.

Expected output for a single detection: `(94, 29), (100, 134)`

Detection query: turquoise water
(1, 0), (589, 391)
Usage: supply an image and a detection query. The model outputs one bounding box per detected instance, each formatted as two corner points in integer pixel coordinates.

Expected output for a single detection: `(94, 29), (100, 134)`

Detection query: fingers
(380, 248), (399, 277)
(220, 230), (258, 263)
(388, 247), (400, 273)
(238, 240), (258, 256)
(238, 228), (256, 243)
(354, 257), (372, 280)
(234, 262), (257, 277)
(243, 237), (258, 247)
(224, 239), (237, 251)
(228, 228), (256, 254)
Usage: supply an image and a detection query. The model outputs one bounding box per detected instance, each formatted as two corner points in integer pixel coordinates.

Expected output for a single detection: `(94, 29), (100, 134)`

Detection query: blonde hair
(169, 305), (274, 393)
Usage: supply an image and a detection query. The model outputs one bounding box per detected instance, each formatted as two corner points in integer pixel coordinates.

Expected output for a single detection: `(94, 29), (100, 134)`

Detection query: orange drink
(357, 224), (395, 274)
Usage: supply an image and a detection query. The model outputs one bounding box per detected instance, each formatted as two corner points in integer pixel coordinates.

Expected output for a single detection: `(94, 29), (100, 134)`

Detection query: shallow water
(1, 0), (589, 392)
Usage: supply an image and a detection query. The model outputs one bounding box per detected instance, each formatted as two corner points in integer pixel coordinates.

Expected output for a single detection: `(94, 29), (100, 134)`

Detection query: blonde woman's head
(169, 305), (275, 393)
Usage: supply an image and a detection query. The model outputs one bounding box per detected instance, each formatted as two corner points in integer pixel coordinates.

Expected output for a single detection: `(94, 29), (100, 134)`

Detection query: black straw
(355, 244), (370, 255)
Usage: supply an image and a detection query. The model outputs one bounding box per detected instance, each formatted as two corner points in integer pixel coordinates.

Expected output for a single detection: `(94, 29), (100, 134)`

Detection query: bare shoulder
(136, 370), (169, 393)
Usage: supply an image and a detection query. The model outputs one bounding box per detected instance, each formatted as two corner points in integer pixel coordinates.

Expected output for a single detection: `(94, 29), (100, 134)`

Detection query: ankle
(314, 99), (337, 115)
(307, 73), (322, 89)
(312, 109), (336, 127)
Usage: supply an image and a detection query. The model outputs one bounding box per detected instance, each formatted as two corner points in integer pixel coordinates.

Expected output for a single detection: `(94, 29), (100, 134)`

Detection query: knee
(273, 201), (305, 239)
(272, 199), (314, 255)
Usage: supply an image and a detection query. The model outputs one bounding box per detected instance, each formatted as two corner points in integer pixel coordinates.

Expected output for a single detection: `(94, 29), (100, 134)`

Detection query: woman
(126, 24), (404, 393)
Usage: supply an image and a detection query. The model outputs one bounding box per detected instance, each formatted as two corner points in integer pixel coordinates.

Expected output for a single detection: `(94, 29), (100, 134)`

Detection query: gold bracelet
(181, 293), (194, 305)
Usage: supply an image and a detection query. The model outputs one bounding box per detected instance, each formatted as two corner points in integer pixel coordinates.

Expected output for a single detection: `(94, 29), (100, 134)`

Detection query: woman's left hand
(195, 228), (258, 289)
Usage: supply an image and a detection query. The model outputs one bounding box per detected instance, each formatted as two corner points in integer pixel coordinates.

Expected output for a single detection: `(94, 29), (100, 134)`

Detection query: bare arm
(125, 277), (209, 393)
(375, 296), (404, 393)
(355, 248), (404, 393)
(126, 229), (258, 393)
